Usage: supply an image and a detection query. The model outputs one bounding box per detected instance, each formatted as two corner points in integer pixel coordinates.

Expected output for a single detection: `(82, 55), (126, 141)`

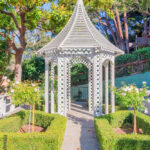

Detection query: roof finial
(77, 0), (84, 5)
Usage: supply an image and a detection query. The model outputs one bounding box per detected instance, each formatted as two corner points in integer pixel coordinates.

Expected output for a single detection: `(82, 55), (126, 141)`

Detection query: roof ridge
(59, 4), (79, 47)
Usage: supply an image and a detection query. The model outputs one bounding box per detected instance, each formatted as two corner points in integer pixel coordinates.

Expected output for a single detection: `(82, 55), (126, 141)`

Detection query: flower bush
(112, 82), (148, 134)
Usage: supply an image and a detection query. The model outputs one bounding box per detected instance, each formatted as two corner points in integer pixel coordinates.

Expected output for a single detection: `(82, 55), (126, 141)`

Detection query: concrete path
(61, 102), (100, 150)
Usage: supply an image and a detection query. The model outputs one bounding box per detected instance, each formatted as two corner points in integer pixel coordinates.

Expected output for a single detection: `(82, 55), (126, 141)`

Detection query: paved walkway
(61, 102), (100, 150)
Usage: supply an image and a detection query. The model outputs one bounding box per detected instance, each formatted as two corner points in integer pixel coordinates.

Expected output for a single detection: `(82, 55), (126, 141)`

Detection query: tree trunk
(133, 109), (137, 134)
(143, 13), (147, 36)
(32, 104), (35, 133)
(105, 18), (118, 46)
(15, 50), (23, 82)
(124, 11), (129, 53)
(115, 9), (125, 50)
(113, 18), (120, 46)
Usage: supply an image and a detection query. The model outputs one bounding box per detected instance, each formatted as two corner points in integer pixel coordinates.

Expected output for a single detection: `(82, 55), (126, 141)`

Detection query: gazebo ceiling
(38, 0), (124, 56)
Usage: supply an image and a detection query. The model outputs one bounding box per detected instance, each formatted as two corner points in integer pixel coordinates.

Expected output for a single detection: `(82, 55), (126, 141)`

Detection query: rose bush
(112, 82), (148, 134)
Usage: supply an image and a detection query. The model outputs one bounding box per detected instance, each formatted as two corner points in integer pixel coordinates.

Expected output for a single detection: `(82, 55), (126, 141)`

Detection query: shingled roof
(38, 0), (124, 56)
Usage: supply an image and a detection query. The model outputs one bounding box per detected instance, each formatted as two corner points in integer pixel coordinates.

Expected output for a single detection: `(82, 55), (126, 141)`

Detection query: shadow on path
(61, 102), (100, 150)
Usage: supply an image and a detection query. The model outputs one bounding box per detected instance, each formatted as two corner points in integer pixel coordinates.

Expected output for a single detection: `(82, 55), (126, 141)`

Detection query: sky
(43, 0), (58, 11)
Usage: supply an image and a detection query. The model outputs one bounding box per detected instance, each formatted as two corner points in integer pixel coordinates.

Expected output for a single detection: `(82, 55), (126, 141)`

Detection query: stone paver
(61, 102), (100, 150)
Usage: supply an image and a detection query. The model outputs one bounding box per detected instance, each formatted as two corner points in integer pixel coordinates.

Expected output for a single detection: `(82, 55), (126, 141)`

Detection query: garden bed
(95, 111), (150, 150)
(18, 124), (45, 133)
(0, 110), (67, 150)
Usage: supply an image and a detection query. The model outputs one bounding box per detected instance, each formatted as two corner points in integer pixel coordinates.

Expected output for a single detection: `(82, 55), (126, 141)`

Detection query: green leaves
(112, 83), (148, 111)
(0, 39), (10, 78)
(8, 81), (41, 106)
(22, 56), (45, 81)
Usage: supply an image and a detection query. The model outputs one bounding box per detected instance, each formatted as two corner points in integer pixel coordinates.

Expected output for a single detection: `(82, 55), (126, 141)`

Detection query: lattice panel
(93, 55), (103, 116)
(66, 63), (71, 111)
(58, 58), (67, 116)
(69, 56), (93, 112)
(88, 63), (93, 112)
(70, 56), (90, 69)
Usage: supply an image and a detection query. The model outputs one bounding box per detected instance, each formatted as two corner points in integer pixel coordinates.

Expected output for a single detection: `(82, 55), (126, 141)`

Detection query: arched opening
(71, 63), (89, 109)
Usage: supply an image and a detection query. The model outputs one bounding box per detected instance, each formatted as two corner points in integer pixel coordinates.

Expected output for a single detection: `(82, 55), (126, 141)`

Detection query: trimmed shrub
(95, 111), (150, 150)
(116, 47), (150, 66)
(0, 116), (24, 133)
(115, 47), (150, 77)
(0, 110), (67, 150)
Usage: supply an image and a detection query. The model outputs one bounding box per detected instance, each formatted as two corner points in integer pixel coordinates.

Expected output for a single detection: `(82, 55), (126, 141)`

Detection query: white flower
(34, 88), (37, 92)
(32, 84), (36, 87)
(13, 83), (15, 86)
(15, 81), (19, 84)
(121, 93), (126, 96)
(146, 90), (150, 96)
(135, 88), (139, 94)
(143, 81), (146, 85)
(3, 76), (7, 80)
(140, 88), (143, 91)
(7, 96), (11, 100)
(7, 79), (10, 82)
(11, 89), (14, 93)
(122, 87), (127, 92)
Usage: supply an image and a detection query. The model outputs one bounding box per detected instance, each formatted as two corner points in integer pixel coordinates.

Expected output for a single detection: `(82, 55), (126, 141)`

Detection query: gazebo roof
(38, 0), (124, 56)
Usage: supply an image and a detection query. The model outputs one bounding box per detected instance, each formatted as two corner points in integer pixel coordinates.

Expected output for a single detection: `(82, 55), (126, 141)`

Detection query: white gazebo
(37, 0), (124, 116)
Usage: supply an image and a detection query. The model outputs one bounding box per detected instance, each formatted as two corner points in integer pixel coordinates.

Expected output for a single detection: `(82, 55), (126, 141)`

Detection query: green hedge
(0, 116), (24, 133)
(116, 47), (150, 66)
(115, 47), (150, 77)
(0, 110), (67, 150)
(95, 111), (150, 150)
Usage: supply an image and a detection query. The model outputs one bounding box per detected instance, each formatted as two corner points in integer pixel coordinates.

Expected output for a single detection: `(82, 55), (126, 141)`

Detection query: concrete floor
(61, 102), (100, 150)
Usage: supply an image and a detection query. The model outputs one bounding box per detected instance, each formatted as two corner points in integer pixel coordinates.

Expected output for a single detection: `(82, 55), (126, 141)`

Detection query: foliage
(116, 47), (150, 78)
(0, 0), (55, 81)
(112, 83), (148, 134)
(0, 110), (67, 150)
(95, 111), (150, 150)
(0, 39), (10, 80)
(8, 81), (41, 106)
(71, 63), (88, 86)
(22, 56), (45, 81)
(49, 0), (114, 34)
(0, 116), (24, 133)
(112, 83), (148, 110)
(116, 47), (150, 66)
(25, 30), (51, 58)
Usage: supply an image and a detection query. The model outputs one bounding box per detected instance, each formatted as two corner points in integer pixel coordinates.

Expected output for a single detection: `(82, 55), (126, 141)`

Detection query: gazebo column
(58, 57), (67, 116)
(68, 65), (71, 110)
(93, 54), (103, 116)
(111, 62), (115, 113)
(105, 62), (109, 114)
(45, 58), (49, 113)
(88, 65), (93, 112)
(50, 61), (54, 114)
(66, 63), (70, 111)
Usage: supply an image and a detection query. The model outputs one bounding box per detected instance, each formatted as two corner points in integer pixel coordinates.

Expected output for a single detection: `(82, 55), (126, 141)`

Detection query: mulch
(113, 128), (144, 134)
(18, 124), (45, 133)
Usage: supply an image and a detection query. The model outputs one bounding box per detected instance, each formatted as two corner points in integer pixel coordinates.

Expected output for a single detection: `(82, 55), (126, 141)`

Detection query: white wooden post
(105, 63), (109, 114)
(93, 54), (103, 116)
(45, 58), (49, 113)
(111, 62), (115, 113)
(51, 61), (54, 113)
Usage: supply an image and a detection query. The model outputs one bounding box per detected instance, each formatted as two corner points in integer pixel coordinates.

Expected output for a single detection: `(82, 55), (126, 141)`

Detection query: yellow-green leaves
(8, 81), (41, 106)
